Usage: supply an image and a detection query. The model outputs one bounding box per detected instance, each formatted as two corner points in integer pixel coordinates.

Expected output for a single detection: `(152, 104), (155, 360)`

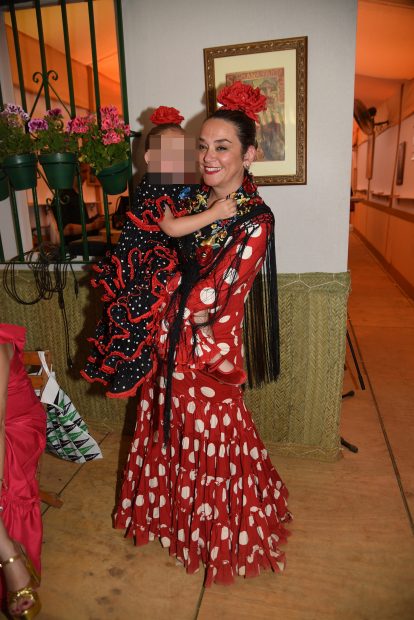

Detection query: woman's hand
(210, 197), (237, 221)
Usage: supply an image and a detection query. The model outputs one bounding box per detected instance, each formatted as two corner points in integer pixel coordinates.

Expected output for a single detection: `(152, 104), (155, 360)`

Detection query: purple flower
(3, 103), (30, 122)
(28, 118), (49, 132)
(46, 108), (62, 118)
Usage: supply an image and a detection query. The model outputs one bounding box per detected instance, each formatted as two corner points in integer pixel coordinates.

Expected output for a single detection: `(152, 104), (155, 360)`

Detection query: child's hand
(210, 197), (237, 220)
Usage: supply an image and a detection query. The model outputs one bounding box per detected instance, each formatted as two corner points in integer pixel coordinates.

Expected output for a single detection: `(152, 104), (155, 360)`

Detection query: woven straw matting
(1, 270), (350, 461)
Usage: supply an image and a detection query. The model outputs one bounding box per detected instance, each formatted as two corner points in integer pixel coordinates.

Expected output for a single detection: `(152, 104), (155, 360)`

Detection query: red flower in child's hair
(150, 106), (184, 126)
(196, 244), (214, 266)
(217, 81), (267, 122)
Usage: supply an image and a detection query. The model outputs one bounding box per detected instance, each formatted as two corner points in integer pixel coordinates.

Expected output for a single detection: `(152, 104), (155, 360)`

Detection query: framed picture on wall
(204, 36), (307, 185)
(366, 134), (375, 180)
(396, 141), (406, 186)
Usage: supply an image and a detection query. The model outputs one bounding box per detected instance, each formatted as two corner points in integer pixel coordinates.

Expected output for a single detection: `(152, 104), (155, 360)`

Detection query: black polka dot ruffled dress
(81, 175), (195, 398)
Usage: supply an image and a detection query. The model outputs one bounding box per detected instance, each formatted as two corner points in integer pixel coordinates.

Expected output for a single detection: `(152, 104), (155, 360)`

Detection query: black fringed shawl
(162, 172), (280, 443)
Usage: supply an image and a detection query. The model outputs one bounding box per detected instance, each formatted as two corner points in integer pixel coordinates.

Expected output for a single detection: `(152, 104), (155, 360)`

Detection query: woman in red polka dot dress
(114, 83), (291, 586)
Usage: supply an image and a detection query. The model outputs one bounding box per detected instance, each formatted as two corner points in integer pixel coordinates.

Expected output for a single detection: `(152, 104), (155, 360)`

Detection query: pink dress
(0, 324), (46, 587)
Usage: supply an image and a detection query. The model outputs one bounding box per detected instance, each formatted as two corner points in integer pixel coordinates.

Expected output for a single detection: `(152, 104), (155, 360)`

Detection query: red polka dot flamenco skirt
(114, 370), (291, 586)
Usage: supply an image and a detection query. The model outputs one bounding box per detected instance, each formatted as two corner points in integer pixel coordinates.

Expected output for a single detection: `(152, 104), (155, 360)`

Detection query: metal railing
(0, 0), (133, 264)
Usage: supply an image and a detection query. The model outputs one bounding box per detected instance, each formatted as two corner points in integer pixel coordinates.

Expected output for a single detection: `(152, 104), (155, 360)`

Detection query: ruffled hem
(0, 490), (43, 577)
(0, 490), (40, 511)
(82, 227), (179, 396)
(114, 376), (291, 586)
(82, 177), (198, 398)
(81, 351), (157, 399)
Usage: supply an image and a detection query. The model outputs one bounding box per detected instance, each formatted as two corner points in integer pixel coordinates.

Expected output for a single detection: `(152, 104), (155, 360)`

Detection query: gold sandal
(0, 550), (41, 619)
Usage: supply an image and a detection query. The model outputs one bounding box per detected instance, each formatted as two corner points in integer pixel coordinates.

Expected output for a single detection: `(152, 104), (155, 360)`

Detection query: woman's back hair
(144, 123), (185, 150)
(209, 108), (257, 153)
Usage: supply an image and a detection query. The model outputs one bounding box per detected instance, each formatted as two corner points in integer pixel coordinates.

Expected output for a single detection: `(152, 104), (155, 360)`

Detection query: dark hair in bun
(209, 108), (257, 154)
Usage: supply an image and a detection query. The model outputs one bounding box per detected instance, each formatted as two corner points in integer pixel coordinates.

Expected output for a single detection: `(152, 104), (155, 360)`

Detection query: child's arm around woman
(158, 198), (236, 237)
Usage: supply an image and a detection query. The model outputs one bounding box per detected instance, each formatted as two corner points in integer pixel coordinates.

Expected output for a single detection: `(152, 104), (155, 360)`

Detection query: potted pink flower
(0, 103), (37, 191)
(29, 108), (78, 190)
(69, 106), (131, 194)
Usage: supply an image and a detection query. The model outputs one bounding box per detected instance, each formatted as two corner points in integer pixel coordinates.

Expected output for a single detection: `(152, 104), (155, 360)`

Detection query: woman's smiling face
(198, 118), (255, 198)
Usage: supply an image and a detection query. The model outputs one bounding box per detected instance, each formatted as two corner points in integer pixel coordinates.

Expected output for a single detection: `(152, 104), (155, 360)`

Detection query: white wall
(122, 0), (357, 273)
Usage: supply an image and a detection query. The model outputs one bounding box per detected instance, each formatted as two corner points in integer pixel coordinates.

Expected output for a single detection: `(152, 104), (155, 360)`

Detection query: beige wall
(353, 202), (414, 296)
(0, 269), (350, 460)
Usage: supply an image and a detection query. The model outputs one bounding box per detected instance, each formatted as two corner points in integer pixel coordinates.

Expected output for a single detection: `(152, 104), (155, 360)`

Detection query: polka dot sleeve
(156, 222), (270, 371)
(186, 221), (270, 317)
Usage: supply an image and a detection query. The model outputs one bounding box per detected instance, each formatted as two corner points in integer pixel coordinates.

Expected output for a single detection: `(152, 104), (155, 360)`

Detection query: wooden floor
(8, 232), (414, 619)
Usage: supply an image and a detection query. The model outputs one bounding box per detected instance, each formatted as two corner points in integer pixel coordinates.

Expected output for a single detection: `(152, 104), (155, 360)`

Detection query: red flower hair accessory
(150, 106), (184, 126)
(217, 81), (267, 122)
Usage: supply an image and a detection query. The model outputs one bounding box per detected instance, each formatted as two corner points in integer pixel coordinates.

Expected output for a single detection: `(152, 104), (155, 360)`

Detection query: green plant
(69, 106), (130, 174)
(29, 108), (78, 154)
(0, 103), (34, 164)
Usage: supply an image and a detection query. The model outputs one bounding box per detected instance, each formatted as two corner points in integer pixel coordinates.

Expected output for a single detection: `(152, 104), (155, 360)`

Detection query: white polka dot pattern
(218, 315), (230, 323)
(113, 211), (290, 587)
(223, 268), (238, 284)
(200, 287), (216, 305)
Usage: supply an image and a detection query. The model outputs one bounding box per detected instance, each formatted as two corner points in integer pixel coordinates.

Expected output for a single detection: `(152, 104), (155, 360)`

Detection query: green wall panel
(1, 269), (350, 460)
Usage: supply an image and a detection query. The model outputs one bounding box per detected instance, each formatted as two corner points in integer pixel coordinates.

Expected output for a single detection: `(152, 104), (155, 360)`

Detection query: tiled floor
(7, 232), (414, 619)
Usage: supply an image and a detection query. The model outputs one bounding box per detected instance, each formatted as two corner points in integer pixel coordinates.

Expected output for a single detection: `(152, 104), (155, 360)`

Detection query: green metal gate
(0, 0), (132, 264)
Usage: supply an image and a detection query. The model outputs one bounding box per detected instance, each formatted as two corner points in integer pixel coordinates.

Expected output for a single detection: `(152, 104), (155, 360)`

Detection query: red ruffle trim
(126, 195), (188, 232)
(114, 378), (291, 586)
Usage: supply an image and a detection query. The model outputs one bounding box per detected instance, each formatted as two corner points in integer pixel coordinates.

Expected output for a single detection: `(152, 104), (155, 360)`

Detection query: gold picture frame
(396, 141), (406, 186)
(204, 36), (307, 185)
(366, 134), (375, 180)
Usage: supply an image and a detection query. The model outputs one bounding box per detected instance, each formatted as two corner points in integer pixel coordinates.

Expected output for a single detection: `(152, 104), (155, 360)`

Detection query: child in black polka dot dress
(82, 107), (236, 397)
